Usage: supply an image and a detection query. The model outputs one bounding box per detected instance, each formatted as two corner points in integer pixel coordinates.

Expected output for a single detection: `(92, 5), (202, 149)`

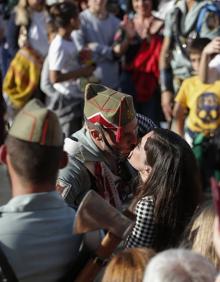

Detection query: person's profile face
(28, 0), (45, 10)
(102, 118), (138, 158)
(128, 131), (153, 172)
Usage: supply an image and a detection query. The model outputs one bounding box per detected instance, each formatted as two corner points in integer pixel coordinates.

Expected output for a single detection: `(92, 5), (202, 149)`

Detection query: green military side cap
(84, 83), (136, 130)
(9, 99), (63, 146)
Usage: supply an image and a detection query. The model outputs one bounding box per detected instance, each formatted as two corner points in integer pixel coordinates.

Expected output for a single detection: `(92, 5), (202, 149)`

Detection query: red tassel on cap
(116, 98), (123, 143)
(116, 127), (122, 143)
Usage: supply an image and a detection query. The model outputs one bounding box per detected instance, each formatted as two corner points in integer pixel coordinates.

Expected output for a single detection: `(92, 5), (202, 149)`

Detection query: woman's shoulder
(138, 195), (154, 206)
(135, 196), (154, 217)
(150, 17), (164, 35)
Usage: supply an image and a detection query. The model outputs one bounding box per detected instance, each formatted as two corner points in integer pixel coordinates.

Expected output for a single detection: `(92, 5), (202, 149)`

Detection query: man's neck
(89, 7), (108, 19)
(186, 0), (196, 10)
(10, 173), (55, 197)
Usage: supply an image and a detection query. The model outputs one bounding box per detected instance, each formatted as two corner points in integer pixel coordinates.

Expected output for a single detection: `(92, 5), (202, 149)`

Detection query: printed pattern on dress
(126, 196), (155, 248)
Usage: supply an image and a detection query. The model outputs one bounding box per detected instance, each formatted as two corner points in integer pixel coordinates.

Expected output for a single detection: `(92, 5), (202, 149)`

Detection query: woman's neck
(136, 12), (152, 22)
(134, 14), (154, 38)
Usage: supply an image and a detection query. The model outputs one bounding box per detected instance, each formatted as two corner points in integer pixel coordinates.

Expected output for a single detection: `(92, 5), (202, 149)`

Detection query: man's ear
(89, 128), (103, 141)
(0, 145), (7, 165)
(59, 151), (68, 169)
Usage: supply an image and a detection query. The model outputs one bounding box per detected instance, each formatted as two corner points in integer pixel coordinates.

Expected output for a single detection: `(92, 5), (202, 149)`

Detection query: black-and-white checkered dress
(126, 196), (155, 248)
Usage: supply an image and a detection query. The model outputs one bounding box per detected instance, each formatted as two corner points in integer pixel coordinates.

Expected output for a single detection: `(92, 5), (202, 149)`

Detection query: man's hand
(87, 42), (99, 52)
(79, 48), (93, 65)
(161, 91), (174, 122)
(80, 64), (96, 77)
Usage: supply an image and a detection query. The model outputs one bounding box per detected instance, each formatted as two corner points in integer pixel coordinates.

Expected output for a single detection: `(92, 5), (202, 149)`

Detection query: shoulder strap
(172, 7), (190, 59)
(196, 3), (220, 35)
(0, 246), (18, 282)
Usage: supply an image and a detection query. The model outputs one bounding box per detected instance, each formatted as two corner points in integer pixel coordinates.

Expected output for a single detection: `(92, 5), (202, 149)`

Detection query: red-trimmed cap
(84, 83), (136, 141)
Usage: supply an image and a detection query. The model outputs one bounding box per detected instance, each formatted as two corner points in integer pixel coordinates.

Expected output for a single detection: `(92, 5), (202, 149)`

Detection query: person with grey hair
(144, 249), (217, 282)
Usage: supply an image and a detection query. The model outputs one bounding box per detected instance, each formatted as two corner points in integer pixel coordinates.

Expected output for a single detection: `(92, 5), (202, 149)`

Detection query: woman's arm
(113, 15), (136, 57)
(126, 197), (155, 248)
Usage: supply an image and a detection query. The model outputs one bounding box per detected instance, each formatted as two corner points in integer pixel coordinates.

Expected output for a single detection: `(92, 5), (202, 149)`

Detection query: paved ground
(0, 165), (11, 205)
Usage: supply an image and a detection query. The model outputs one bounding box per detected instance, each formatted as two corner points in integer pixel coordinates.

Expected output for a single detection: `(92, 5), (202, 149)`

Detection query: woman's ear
(0, 145), (7, 165)
(145, 165), (152, 175)
(59, 151), (68, 169)
(140, 164), (152, 183)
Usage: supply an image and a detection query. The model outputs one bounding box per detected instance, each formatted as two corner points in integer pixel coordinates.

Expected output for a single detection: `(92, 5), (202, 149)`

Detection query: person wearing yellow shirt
(173, 37), (220, 147)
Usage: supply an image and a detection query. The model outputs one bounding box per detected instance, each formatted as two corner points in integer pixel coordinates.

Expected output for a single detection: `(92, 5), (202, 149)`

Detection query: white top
(48, 34), (82, 98)
(72, 9), (120, 89)
(28, 11), (49, 57)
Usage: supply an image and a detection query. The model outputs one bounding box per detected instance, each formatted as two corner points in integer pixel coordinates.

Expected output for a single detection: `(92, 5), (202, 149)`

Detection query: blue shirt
(0, 191), (81, 282)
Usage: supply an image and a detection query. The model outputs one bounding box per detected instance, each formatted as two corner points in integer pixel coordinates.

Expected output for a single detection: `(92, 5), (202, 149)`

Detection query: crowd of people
(2, 0), (220, 281)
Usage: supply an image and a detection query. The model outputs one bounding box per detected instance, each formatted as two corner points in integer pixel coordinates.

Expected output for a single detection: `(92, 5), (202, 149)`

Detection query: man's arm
(57, 156), (92, 209)
(49, 66), (95, 84)
(172, 102), (186, 138)
(159, 36), (174, 122)
(73, 15), (120, 62)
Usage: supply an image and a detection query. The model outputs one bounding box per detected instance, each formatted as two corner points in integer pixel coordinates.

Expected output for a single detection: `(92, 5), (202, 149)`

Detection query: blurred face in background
(88, 0), (107, 14)
(132, 0), (152, 17)
(28, 0), (45, 11)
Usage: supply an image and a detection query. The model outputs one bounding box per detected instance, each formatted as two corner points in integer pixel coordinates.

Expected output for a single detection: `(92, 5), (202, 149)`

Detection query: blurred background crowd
(1, 0), (220, 281)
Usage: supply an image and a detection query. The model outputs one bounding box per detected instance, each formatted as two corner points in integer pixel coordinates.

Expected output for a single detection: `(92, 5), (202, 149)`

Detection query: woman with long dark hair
(126, 128), (202, 251)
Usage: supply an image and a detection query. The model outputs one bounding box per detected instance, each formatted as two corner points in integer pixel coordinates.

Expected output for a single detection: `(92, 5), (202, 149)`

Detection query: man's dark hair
(6, 135), (62, 185)
(188, 37), (211, 55)
(49, 1), (79, 28)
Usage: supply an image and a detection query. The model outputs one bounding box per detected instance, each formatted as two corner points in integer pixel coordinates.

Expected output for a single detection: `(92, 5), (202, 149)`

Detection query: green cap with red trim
(9, 99), (63, 147)
(84, 83), (136, 141)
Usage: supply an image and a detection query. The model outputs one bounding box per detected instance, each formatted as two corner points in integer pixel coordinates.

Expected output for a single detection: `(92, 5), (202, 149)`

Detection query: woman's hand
(121, 15), (136, 41)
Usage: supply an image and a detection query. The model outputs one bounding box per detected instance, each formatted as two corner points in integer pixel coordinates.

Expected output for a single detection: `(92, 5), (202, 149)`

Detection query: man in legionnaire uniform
(159, 0), (220, 122)
(0, 99), (81, 282)
(57, 83), (141, 210)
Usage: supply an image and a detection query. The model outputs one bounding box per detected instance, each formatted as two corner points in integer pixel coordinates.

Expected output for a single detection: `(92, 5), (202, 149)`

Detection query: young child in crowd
(173, 38), (220, 147)
(48, 2), (95, 137)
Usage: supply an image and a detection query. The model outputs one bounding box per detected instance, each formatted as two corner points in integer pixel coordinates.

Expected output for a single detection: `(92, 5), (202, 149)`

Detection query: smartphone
(211, 177), (220, 221)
